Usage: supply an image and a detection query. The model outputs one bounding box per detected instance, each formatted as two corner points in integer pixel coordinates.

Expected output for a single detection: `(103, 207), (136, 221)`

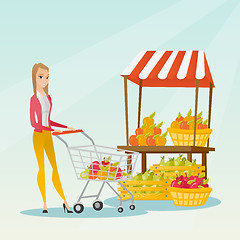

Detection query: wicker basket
(169, 187), (212, 207)
(167, 128), (213, 147)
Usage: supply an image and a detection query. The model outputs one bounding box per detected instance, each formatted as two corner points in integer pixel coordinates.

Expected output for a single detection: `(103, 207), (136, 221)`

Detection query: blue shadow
(20, 197), (221, 218)
(104, 197), (221, 211)
(20, 206), (147, 218)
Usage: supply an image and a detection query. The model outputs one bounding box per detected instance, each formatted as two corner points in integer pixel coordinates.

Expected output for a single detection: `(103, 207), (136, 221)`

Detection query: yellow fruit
(155, 136), (167, 146)
(189, 122), (194, 130)
(97, 170), (108, 180)
(143, 127), (154, 135)
(137, 135), (147, 146)
(189, 118), (202, 130)
(171, 121), (180, 129)
(143, 112), (156, 126)
(183, 116), (194, 122)
(143, 117), (154, 126)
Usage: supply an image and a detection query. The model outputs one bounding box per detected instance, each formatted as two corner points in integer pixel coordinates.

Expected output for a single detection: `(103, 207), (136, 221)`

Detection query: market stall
(117, 50), (215, 177)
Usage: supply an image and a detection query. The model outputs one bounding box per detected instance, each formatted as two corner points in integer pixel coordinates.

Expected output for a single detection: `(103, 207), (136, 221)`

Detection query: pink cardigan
(30, 94), (67, 133)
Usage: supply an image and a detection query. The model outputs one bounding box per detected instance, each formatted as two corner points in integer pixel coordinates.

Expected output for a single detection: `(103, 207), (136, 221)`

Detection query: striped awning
(121, 50), (214, 88)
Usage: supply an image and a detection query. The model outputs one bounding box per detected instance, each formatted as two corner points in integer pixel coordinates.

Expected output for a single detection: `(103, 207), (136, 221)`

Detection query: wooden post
(202, 153), (207, 179)
(141, 153), (147, 173)
(193, 79), (199, 146)
(124, 76), (129, 146)
(137, 79), (143, 128)
(187, 153), (192, 162)
(207, 82), (213, 147)
(127, 153), (132, 173)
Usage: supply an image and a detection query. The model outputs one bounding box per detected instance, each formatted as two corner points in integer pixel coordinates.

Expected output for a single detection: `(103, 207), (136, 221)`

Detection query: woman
(30, 63), (74, 213)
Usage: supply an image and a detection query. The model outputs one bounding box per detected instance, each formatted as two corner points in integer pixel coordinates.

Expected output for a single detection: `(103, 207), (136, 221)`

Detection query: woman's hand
(53, 129), (63, 133)
(67, 126), (75, 131)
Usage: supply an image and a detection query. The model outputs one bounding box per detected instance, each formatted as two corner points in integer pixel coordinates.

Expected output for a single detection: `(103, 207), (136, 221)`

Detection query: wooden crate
(118, 179), (173, 200)
(150, 164), (205, 178)
(117, 165), (205, 201)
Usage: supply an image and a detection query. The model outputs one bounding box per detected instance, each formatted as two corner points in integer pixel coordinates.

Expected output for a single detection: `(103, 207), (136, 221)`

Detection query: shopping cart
(53, 129), (139, 213)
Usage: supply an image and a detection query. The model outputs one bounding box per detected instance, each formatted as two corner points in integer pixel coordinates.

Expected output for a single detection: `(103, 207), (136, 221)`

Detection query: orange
(129, 135), (138, 146)
(188, 121), (195, 130)
(143, 117), (154, 126)
(137, 135), (147, 146)
(97, 170), (108, 180)
(143, 112), (155, 126)
(183, 116), (194, 122)
(143, 127), (154, 136)
(89, 170), (97, 179)
(171, 121), (180, 129)
(189, 118), (203, 130)
(155, 136), (167, 146)
(146, 136), (156, 146)
(109, 163), (117, 172)
(135, 128), (143, 136)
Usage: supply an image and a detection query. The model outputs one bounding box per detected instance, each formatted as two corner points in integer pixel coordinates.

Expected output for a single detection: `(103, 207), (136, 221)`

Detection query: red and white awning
(121, 50), (214, 88)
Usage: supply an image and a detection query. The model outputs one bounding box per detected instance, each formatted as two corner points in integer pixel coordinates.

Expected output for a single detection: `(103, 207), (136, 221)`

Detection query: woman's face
(36, 68), (49, 89)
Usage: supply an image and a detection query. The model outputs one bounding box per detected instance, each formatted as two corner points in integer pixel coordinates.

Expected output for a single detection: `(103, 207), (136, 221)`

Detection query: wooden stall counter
(117, 146), (215, 178)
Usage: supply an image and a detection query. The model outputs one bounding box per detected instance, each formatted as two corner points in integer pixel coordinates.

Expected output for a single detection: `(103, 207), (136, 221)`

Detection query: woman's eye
(39, 76), (43, 79)
(46, 77), (49, 79)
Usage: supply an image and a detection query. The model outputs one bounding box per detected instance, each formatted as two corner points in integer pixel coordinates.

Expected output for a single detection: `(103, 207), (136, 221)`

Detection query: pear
(179, 160), (185, 166)
(185, 159), (192, 166)
(147, 172), (154, 181)
(137, 173), (143, 181)
(80, 169), (89, 179)
(142, 170), (150, 181)
(131, 175), (138, 181)
(153, 174), (160, 181)
(108, 172), (116, 181)
(174, 156), (181, 166)
(169, 158), (175, 166)
(112, 161), (119, 167)
(160, 156), (165, 166)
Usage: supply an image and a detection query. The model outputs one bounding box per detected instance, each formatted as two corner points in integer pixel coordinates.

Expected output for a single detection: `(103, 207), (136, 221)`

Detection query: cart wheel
(129, 204), (135, 210)
(93, 200), (103, 211)
(118, 207), (124, 213)
(73, 203), (84, 214)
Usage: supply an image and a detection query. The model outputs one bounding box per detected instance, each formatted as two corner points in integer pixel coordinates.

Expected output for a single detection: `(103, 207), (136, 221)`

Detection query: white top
(121, 51), (146, 75)
(121, 50), (206, 80)
(37, 91), (50, 127)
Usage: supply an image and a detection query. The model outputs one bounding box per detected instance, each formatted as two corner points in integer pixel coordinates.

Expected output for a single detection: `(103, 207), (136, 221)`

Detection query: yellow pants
(33, 130), (66, 202)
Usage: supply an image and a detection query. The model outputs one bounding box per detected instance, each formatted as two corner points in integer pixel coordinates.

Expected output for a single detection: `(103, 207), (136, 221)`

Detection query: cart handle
(52, 129), (83, 136)
(53, 128), (100, 161)
(53, 129), (96, 149)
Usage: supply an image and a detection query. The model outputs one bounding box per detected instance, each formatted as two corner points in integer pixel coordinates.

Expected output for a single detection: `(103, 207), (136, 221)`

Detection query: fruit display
(170, 109), (208, 130)
(170, 172), (209, 189)
(129, 112), (168, 146)
(129, 170), (166, 194)
(169, 171), (212, 207)
(80, 157), (128, 181)
(159, 155), (196, 167)
(150, 155), (206, 179)
(118, 169), (172, 200)
(167, 109), (213, 147)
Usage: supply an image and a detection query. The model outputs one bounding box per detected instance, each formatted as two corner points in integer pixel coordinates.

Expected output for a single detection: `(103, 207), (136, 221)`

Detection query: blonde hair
(32, 63), (49, 97)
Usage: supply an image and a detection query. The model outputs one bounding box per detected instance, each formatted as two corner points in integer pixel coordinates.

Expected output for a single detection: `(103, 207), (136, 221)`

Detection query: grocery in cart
(53, 129), (139, 213)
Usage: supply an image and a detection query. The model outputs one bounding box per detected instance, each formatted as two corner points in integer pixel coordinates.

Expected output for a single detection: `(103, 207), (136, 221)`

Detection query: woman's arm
(49, 120), (68, 128)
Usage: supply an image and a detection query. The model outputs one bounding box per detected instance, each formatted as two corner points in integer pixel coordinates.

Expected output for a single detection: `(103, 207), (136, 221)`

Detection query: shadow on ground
(20, 197), (221, 218)
(20, 206), (147, 218)
(104, 197), (221, 211)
